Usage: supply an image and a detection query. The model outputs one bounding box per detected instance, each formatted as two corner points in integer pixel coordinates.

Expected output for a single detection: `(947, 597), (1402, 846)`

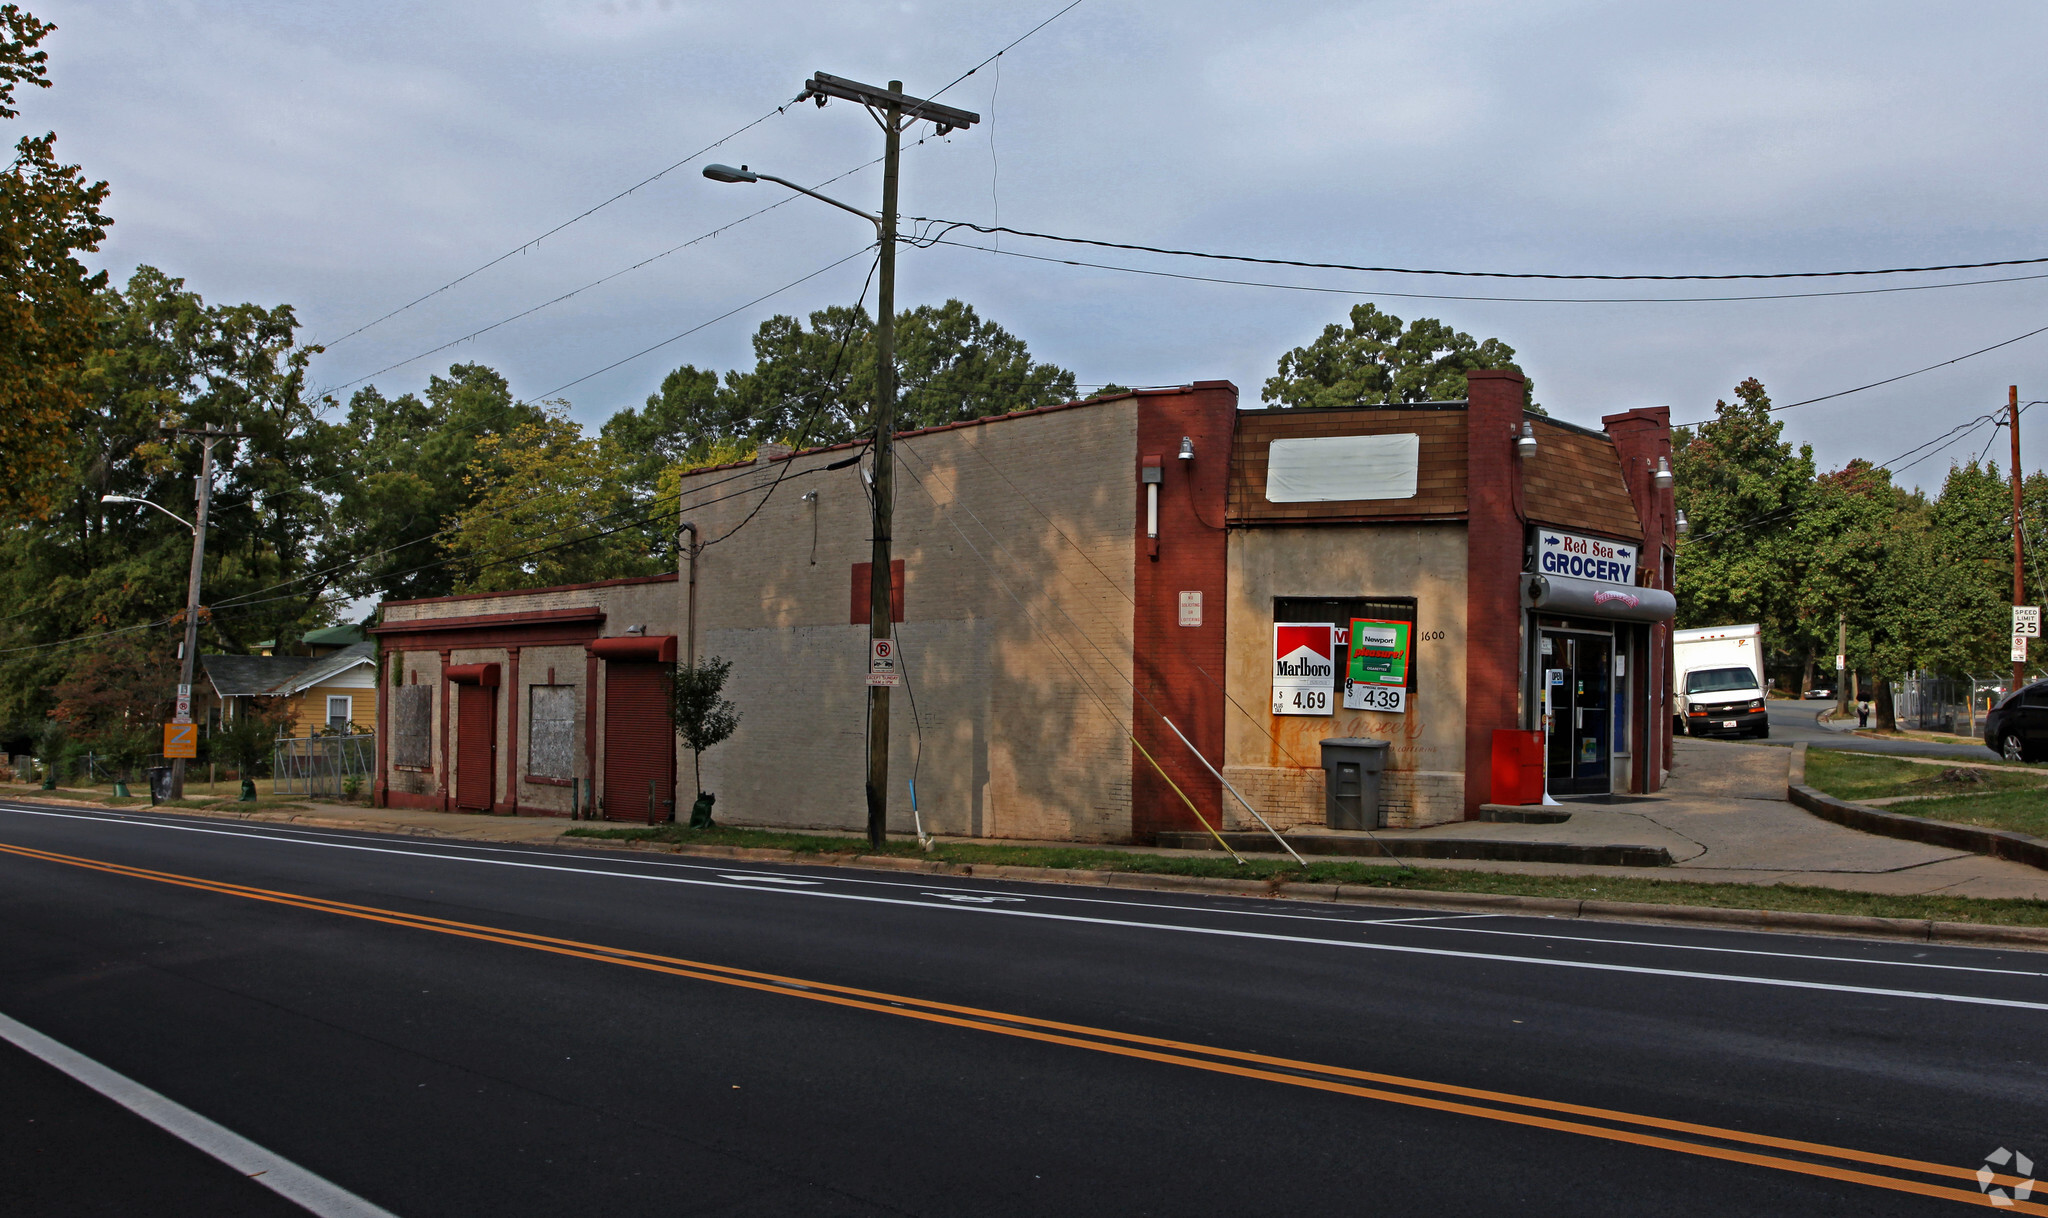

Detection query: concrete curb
(11, 795), (2045, 952)
(1152, 830), (1671, 867)
(554, 836), (2048, 951)
(1787, 781), (2048, 873)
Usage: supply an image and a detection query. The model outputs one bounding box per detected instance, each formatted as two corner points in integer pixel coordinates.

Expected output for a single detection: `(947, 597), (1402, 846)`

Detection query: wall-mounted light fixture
(1675, 508), (1690, 536)
(1653, 455), (1675, 490)
(1178, 436), (1195, 461)
(1515, 421), (1538, 460)
(1141, 456), (1164, 559)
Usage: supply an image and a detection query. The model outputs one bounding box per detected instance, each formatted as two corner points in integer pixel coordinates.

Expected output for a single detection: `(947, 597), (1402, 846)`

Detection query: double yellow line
(1, 838), (2035, 1211)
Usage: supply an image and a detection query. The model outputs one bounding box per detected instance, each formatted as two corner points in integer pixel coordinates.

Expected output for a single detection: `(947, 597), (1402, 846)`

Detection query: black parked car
(1983, 682), (2048, 762)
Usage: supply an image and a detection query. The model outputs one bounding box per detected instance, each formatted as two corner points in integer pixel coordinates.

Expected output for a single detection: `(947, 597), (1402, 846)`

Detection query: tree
(0, 267), (336, 736)
(0, 5), (111, 521)
(669, 656), (739, 822)
(1672, 379), (1817, 679)
(627, 299), (1080, 459)
(441, 407), (662, 593)
(325, 364), (549, 603)
(1263, 303), (1536, 411)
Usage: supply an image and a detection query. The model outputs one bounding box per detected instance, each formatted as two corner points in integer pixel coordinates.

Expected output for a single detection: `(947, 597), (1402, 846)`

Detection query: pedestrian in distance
(1857, 700), (1870, 729)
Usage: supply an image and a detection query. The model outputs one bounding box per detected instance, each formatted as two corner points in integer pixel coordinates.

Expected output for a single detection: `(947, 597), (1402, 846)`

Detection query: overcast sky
(26, 0), (2048, 491)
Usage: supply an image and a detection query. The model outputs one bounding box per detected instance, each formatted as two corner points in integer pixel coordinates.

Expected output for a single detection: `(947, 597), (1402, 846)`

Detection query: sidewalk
(7, 741), (2047, 901)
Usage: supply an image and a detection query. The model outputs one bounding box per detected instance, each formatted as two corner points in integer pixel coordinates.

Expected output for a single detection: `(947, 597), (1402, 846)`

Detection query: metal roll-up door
(455, 683), (496, 811)
(603, 660), (674, 823)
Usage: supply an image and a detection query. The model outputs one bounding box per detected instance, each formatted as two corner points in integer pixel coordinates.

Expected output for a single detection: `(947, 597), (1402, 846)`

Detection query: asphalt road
(1763, 698), (2007, 762)
(2, 800), (2045, 1216)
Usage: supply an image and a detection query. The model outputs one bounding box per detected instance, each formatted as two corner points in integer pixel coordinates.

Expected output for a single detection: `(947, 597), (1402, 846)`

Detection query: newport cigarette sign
(1272, 623), (1335, 716)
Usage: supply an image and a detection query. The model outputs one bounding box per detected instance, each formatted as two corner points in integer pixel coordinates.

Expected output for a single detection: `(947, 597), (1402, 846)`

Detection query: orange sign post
(163, 722), (198, 759)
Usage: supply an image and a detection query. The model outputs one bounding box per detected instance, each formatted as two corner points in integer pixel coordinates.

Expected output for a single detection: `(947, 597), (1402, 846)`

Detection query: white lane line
(15, 803), (2048, 983)
(0, 1009), (400, 1218)
(716, 873), (821, 885)
(3, 805), (2046, 1012)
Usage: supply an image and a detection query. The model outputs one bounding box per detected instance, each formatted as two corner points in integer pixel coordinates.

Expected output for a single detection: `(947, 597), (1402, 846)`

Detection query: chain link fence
(1890, 674), (1964, 733)
(272, 732), (375, 797)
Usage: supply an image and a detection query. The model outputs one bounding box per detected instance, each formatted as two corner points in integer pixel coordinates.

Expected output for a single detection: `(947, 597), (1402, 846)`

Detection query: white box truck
(1672, 624), (1769, 739)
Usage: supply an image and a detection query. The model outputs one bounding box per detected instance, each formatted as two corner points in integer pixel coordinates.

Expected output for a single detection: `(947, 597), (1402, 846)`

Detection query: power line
(1672, 322), (2048, 428)
(925, 235), (2048, 305)
(928, 0), (1088, 101)
(523, 245), (876, 403)
(320, 155), (893, 397)
(910, 215), (2048, 282)
(316, 99), (805, 350)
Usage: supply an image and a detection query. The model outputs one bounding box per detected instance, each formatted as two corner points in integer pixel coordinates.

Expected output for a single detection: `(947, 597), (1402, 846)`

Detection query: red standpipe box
(1490, 729), (1544, 806)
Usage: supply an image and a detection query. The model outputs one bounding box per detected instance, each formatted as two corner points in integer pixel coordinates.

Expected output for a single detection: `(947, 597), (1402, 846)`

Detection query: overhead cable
(318, 97), (805, 349)
(1672, 325), (2048, 428)
(321, 155), (891, 395)
(926, 236), (2048, 305)
(911, 216), (2048, 282)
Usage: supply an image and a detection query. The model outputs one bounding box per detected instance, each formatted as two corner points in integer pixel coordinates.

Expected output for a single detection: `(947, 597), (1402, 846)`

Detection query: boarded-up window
(391, 685), (432, 769)
(1265, 434), (1420, 502)
(527, 685), (576, 780)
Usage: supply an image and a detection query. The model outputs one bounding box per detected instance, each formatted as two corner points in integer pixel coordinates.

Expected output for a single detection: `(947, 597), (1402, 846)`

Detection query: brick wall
(1464, 370), (1527, 816)
(1129, 383), (1238, 842)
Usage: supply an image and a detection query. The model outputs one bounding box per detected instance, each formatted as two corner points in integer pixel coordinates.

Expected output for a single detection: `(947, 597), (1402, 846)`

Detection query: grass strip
(1880, 788), (2048, 841)
(1804, 750), (2047, 800)
(567, 824), (2048, 928)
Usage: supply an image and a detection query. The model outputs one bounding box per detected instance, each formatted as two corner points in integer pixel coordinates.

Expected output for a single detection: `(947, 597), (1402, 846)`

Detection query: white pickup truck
(1672, 624), (1769, 739)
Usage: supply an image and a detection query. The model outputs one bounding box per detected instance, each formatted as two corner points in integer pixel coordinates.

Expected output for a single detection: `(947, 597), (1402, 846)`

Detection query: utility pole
(170, 429), (235, 799)
(2013, 385), (2027, 694)
(1836, 611), (1848, 720)
(796, 72), (977, 848)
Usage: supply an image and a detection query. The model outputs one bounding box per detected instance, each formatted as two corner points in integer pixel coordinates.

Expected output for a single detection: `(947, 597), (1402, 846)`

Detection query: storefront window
(1275, 597), (1418, 703)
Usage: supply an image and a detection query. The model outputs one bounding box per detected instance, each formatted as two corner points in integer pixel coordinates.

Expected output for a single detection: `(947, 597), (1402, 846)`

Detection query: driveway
(1762, 696), (2005, 762)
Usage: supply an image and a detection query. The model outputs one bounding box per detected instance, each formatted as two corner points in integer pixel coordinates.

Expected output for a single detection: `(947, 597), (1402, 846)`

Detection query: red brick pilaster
(374, 648), (390, 808)
(1603, 406), (1676, 789)
(437, 648), (452, 812)
(1464, 370), (1527, 817)
(505, 646), (521, 815)
(1130, 382), (1238, 842)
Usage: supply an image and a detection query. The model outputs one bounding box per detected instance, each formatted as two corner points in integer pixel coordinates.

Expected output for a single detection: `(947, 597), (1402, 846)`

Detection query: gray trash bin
(1319, 738), (1390, 830)
(147, 765), (175, 805)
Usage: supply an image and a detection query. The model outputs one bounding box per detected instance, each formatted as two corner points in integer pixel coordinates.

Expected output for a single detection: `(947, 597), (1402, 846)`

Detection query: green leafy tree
(324, 364), (548, 603)
(669, 655), (740, 811)
(1263, 303), (1536, 411)
(0, 5), (111, 522)
(442, 407), (662, 593)
(1672, 379), (1816, 677)
(623, 299), (1079, 459)
(0, 267), (334, 733)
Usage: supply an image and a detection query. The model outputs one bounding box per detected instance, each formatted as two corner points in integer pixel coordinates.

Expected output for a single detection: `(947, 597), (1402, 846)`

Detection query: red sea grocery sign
(1536, 529), (1636, 586)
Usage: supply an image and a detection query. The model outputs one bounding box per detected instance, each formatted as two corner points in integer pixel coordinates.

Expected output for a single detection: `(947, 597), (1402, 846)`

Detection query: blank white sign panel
(1264, 434), (1420, 502)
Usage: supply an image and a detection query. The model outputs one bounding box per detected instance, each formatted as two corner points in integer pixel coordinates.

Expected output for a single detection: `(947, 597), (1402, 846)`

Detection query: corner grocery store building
(369, 371), (1677, 838)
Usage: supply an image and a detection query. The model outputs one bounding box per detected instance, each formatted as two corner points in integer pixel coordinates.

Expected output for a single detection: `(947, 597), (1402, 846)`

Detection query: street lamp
(101, 494), (195, 533)
(100, 429), (234, 800)
(702, 164), (883, 229)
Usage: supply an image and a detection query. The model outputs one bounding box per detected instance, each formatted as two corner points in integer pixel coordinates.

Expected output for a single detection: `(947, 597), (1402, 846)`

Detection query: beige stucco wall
(688, 403), (1139, 840)
(1224, 523), (1470, 829)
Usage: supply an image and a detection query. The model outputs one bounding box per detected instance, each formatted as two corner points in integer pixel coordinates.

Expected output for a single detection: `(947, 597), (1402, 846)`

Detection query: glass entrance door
(1542, 631), (1613, 796)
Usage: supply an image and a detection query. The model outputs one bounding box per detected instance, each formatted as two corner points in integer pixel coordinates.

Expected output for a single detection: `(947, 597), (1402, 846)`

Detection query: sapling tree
(668, 656), (740, 827)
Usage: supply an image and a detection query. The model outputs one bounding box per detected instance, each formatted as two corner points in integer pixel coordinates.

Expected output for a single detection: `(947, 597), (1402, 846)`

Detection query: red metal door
(603, 660), (674, 823)
(455, 682), (496, 811)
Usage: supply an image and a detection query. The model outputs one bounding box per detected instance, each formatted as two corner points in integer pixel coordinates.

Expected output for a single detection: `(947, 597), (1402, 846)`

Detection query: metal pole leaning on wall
(1128, 733), (1243, 864)
(1159, 716), (1307, 866)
